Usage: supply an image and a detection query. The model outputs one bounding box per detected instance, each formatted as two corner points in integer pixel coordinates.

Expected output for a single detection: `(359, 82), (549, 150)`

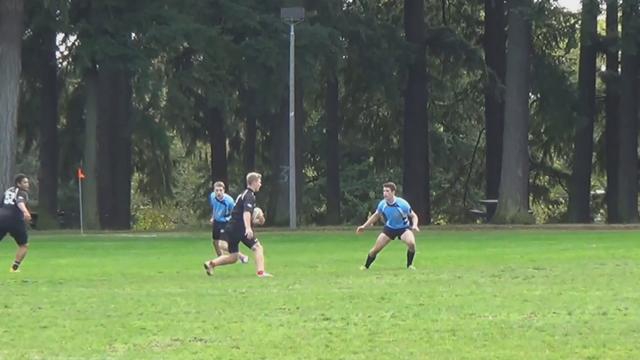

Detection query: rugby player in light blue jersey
(209, 181), (248, 264)
(356, 182), (419, 270)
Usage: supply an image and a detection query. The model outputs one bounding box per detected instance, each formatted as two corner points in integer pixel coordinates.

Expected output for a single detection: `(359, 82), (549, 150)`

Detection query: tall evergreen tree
(0, 0), (24, 191)
(493, 0), (534, 224)
(483, 0), (506, 219)
(604, 0), (620, 223)
(403, 0), (430, 224)
(568, 0), (599, 223)
(615, 0), (639, 223)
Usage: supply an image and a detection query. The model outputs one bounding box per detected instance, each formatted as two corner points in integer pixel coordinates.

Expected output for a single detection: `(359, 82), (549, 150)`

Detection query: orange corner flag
(77, 168), (86, 180)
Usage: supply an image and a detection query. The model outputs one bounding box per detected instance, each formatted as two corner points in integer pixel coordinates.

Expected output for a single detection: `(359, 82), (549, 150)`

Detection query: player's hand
(356, 225), (366, 234)
(23, 213), (32, 222)
(245, 228), (254, 239)
(411, 225), (420, 232)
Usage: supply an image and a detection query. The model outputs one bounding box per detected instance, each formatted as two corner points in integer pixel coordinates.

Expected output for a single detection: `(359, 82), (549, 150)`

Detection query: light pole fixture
(280, 7), (304, 229)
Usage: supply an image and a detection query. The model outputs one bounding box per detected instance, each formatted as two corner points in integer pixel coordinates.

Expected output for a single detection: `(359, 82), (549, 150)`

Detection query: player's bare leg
(400, 231), (417, 269)
(11, 244), (28, 272)
(215, 240), (249, 264)
(252, 242), (272, 277)
(212, 239), (223, 256)
(362, 233), (392, 269)
(203, 253), (239, 276)
(214, 240), (249, 264)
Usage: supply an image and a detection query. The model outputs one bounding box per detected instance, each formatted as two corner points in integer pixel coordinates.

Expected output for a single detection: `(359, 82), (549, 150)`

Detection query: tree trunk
(568, 0), (599, 223)
(97, 68), (115, 229)
(208, 106), (228, 187)
(93, 66), (133, 230)
(484, 0), (506, 220)
(242, 87), (257, 173)
(492, 0), (534, 224)
(83, 67), (100, 230)
(403, 0), (431, 224)
(0, 0), (23, 191)
(615, 0), (639, 223)
(34, 15), (59, 229)
(605, 0), (620, 223)
(109, 68), (133, 230)
(325, 69), (341, 225)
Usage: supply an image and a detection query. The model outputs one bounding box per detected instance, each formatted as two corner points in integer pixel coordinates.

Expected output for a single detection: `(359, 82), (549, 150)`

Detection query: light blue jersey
(209, 193), (235, 223)
(376, 197), (412, 230)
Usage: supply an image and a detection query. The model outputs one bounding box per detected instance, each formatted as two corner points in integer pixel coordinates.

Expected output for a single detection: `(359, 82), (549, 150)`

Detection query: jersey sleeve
(243, 192), (256, 213)
(15, 190), (28, 205)
(226, 195), (235, 213)
(401, 199), (412, 214)
(208, 193), (215, 208)
(376, 200), (384, 214)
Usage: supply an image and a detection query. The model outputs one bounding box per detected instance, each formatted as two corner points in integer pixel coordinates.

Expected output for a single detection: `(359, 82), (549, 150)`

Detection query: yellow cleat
(9, 267), (20, 273)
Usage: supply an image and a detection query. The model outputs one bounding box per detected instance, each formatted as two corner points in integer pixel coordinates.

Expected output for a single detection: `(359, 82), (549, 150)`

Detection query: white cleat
(239, 254), (250, 264)
(257, 272), (273, 278)
(407, 265), (416, 271)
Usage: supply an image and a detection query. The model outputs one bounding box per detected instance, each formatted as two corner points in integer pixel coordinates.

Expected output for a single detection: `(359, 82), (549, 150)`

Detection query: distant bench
(469, 199), (533, 222)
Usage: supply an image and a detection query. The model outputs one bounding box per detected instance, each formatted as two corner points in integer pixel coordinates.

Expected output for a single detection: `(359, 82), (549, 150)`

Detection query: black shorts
(0, 220), (28, 246)
(212, 221), (228, 240)
(382, 226), (408, 240)
(225, 225), (258, 254)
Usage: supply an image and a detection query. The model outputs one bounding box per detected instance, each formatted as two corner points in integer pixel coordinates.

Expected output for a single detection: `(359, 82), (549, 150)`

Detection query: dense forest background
(0, 0), (639, 230)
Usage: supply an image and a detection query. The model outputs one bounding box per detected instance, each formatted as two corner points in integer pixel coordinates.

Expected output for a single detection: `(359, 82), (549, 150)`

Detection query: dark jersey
(1, 186), (28, 220)
(228, 188), (256, 230)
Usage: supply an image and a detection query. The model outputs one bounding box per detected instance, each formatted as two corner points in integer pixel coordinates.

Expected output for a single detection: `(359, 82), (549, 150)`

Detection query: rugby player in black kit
(0, 174), (33, 272)
(203, 172), (272, 278)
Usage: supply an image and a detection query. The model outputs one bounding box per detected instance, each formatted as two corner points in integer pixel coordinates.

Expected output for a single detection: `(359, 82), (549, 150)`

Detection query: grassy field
(1, 228), (639, 359)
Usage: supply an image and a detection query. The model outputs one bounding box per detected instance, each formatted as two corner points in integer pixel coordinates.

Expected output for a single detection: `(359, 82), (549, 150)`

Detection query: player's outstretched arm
(410, 212), (420, 232)
(243, 211), (254, 239)
(18, 202), (31, 223)
(356, 212), (380, 234)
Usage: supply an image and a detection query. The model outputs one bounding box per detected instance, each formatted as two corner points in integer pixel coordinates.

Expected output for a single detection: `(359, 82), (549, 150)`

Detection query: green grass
(1, 229), (639, 359)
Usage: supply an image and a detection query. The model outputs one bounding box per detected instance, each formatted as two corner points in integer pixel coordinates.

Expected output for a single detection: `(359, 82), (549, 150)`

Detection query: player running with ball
(204, 172), (272, 278)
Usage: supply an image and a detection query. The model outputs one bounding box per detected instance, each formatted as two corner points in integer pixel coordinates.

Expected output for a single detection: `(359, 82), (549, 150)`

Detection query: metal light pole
(281, 7), (304, 229)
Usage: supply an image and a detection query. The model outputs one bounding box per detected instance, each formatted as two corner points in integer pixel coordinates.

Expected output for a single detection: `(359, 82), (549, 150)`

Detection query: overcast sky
(556, 0), (581, 12)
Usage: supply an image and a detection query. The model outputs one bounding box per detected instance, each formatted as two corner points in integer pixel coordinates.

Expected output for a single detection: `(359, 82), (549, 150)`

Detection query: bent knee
(251, 241), (263, 251)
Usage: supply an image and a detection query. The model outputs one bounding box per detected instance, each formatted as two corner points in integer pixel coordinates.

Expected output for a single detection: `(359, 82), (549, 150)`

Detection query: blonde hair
(246, 172), (262, 186)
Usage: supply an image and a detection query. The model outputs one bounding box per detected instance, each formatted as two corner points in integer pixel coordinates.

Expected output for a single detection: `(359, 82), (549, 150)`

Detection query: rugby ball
(252, 207), (265, 225)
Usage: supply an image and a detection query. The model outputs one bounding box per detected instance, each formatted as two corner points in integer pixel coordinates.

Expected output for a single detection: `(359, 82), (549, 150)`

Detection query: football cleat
(203, 262), (214, 276)
(239, 254), (250, 264)
(407, 265), (416, 271)
(257, 272), (273, 278)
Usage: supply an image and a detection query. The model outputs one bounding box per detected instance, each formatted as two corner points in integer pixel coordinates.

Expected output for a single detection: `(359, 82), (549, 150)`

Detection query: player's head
(246, 172), (262, 192)
(213, 181), (225, 198)
(14, 174), (29, 191)
(382, 182), (396, 201)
